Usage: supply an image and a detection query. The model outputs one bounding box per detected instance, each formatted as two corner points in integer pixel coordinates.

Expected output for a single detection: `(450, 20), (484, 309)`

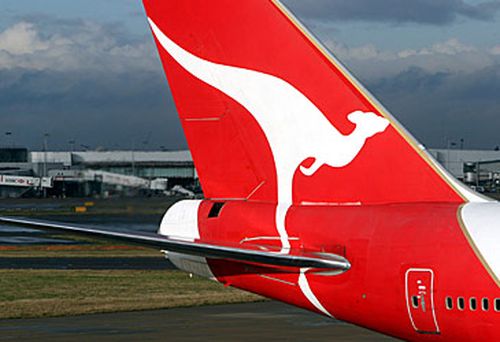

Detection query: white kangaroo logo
(149, 19), (389, 317)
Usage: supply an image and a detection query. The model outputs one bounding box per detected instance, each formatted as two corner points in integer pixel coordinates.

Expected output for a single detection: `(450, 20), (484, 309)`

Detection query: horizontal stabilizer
(0, 217), (350, 271)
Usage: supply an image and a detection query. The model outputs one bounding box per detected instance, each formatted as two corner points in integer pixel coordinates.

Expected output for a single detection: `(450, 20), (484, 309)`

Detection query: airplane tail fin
(142, 0), (485, 205)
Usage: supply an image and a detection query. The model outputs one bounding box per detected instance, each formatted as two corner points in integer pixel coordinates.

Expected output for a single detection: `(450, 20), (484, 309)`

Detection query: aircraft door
(405, 268), (440, 334)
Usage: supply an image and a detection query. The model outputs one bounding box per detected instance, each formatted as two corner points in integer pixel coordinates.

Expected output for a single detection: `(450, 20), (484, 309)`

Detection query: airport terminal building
(0, 148), (196, 198)
(430, 149), (500, 193)
(1, 147), (500, 198)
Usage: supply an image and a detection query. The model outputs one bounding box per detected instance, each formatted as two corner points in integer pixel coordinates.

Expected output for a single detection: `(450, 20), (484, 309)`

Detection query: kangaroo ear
(347, 110), (364, 124)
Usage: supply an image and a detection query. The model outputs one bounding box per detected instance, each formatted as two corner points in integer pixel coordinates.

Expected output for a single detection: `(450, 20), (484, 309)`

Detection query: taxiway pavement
(0, 301), (397, 341)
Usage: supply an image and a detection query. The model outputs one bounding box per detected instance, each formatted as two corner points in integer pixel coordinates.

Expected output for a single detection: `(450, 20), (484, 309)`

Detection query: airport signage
(0, 175), (53, 188)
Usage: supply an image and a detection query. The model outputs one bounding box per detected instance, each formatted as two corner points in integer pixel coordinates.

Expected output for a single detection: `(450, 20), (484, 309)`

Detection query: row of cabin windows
(445, 297), (500, 312)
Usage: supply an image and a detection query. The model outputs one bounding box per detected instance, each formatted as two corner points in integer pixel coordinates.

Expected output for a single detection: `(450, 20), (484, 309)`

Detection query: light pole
(42, 133), (50, 198)
(43, 133), (50, 177)
(69, 140), (76, 153)
(5, 132), (12, 148)
(131, 139), (136, 177)
(446, 140), (456, 172)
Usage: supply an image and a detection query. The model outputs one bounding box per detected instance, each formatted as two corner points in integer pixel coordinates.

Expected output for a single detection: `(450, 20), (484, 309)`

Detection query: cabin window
(457, 297), (465, 311)
(208, 202), (225, 218)
(411, 296), (419, 309)
(482, 298), (489, 311)
(469, 297), (477, 311)
(495, 298), (500, 312)
(445, 297), (453, 310)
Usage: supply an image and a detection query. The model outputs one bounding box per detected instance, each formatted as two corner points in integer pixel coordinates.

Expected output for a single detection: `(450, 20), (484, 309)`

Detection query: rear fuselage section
(164, 200), (499, 341)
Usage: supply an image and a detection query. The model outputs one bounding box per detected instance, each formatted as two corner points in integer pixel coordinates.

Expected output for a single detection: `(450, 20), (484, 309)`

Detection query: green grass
(0, 269), (263, 319)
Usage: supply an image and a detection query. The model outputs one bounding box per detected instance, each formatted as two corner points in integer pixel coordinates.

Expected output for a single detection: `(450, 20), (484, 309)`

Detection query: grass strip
(0, 244), (161, 258)
(0, 269), (263, 319)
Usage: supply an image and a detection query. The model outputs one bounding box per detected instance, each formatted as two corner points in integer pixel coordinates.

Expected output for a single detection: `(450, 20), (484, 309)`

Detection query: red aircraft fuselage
(186, 200), (497, 340)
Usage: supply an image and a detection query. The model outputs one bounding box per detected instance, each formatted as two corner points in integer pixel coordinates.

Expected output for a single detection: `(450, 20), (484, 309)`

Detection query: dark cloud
(283, 0), (500, 25)
(0, 67), (185, 151)
(1, 13), (499, 152)
(368, 65), (500, 149)
(0, 19), (185, 151)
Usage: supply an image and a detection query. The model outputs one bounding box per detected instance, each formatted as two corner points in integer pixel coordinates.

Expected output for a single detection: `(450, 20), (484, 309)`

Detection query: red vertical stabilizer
(142, 0), (484, 205)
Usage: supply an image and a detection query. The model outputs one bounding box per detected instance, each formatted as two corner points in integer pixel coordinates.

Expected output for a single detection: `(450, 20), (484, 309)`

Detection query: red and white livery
(1, 1), (498, 340)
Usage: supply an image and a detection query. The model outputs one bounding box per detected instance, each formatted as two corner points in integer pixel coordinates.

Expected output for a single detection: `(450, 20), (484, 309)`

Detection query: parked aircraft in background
(1, 1), (498, 340)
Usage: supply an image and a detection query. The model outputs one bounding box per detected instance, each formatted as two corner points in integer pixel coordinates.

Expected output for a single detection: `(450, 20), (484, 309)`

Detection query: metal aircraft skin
(1, 1), (498, 340)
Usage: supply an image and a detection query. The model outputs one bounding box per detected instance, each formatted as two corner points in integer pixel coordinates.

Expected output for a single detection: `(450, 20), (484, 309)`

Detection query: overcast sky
(0, 0), (499, 151)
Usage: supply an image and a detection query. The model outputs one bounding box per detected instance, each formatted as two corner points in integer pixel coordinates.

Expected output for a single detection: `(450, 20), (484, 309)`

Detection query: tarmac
(0, 257), (173, 270)
(0, 301), (397, 341)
